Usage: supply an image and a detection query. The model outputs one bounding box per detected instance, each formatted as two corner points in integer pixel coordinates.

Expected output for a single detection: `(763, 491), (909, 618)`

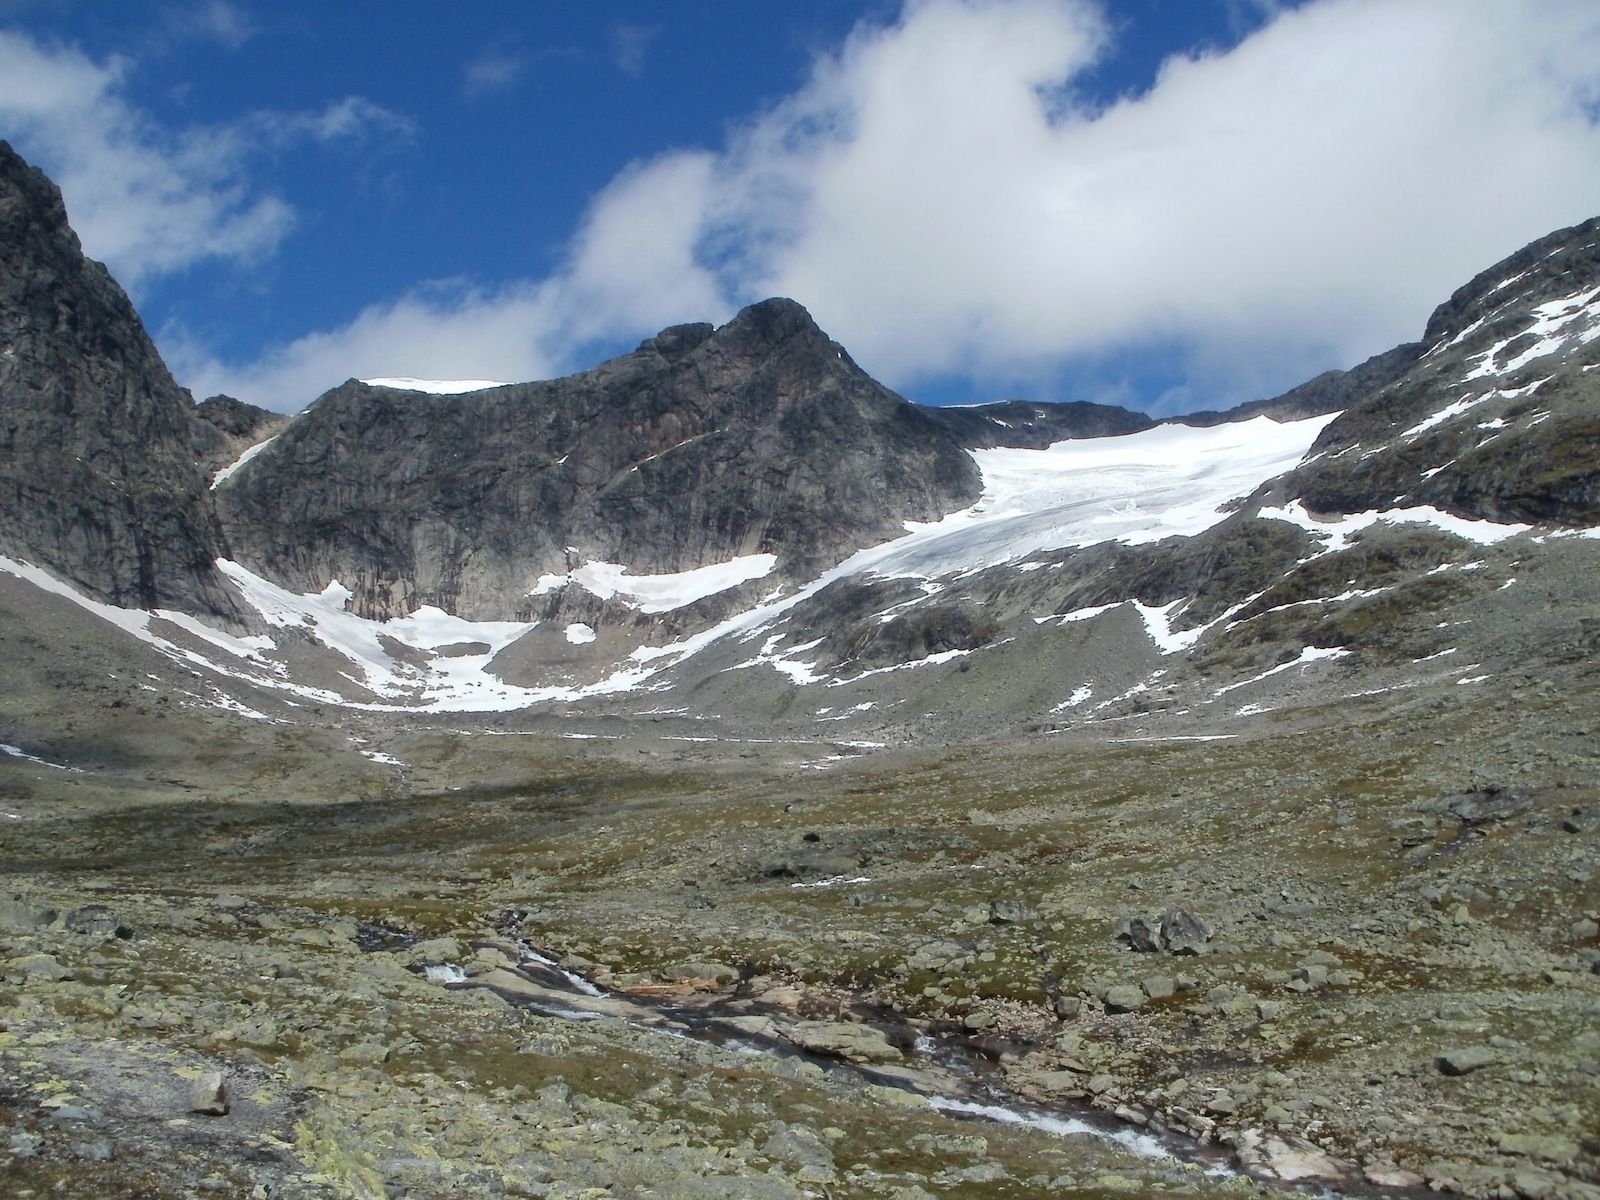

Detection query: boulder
(1159, 908), (1213, 955)
(1102, 985), (1146, 1013)
(786, 1020), (902, 1064)
(1114, 917), (1159, 953)
(660, 961), (740, 987)
(0, 898), (56, 932)
(1438, 1046), (1499, 1075)
(189, 1070), (229, 1116)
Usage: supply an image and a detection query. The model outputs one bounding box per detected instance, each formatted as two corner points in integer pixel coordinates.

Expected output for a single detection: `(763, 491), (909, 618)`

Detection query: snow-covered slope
(0, 414), (1338, 712)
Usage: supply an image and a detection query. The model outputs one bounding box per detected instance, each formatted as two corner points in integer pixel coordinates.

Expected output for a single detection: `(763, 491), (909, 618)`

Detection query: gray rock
(988, 899), (1035, 924)
(0, 141), (239, 618)
(65, 905), (131, 938)
(660, 961), (740, 986)
(216, 298), (982, 622)
(1159, 908), (1213, 955)
(1442, 788), (1533, 824)
(1496, 1133), (1580, 1163)
(1438, 1046), (1500, 1075)
(9, 952), (72, 981)
(1103, 985), (1146, 1013)
(1114, 917), (1159, 953)
(1289, 214), (1600, 528)
(69, 1137), (115, 1163)
(786, 1020), (902, 1064)
(1140, 975), (1175, 1000)
(0, 898), (56, 932)
(189, 1070), (230, 1115)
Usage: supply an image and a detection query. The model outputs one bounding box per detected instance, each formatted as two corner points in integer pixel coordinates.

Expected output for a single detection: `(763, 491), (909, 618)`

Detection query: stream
(422, 933), (1404, 1199)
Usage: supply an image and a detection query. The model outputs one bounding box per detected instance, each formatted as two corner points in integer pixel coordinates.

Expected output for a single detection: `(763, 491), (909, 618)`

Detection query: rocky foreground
(2, 644), (1598, 1198)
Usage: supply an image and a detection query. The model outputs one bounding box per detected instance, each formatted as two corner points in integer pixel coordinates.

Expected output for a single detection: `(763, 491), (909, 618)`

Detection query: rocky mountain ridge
(214, 299), (982, 621)
(0, 141), (238, 620)
(1, 137), (1597, 731)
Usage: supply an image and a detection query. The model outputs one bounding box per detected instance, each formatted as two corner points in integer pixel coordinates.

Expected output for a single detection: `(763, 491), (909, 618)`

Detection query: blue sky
(3, 1), (1599, 415)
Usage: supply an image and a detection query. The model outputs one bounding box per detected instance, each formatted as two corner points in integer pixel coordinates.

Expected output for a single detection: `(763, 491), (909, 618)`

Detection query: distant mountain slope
(0, 141), (237, 618)
(1290, 215), (1600, 525)
(0, 138), (1595, 737)
(215, 299), (982, 619)
(914, 399), (1154, 449)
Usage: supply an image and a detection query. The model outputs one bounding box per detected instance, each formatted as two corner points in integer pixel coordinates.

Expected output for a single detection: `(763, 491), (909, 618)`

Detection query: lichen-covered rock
(785, 1020), (902, 1063)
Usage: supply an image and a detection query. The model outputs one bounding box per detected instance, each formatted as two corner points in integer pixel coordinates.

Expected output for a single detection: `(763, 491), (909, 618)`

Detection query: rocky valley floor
(2, 653), (1598, 1199)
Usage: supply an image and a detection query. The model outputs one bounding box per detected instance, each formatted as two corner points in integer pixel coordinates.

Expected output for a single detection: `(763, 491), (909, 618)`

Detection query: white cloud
(608, 22), (657, 77)
(167, 281), (565, 410)
(0, 30), (409, 292)
(189, 0), (1600, 414)
(172, 151), (729, 410)
(165, 1), (257, 51)
(688, 0), (1600, 394)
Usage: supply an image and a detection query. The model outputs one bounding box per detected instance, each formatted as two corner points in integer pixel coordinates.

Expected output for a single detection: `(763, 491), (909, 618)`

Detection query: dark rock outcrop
(1289, 216), (1600, 526)
(0, 141), (238, 618)
(216, 298), (982, 619)
(191, 395), (291, 475)
(916, 399), (1153, 449)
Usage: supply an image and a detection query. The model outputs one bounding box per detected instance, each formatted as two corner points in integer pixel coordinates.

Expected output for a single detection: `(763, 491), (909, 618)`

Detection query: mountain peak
(0, 141), (238, 618)
(714, 297), (832, 354)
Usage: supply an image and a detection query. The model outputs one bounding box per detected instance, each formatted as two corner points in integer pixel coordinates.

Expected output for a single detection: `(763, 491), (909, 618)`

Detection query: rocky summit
(214, 298), (980, 621)
(2, 142), (1599, 1200)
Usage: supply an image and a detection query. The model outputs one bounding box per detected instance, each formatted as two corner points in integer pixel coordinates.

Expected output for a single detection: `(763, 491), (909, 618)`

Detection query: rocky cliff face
(0, 141), (237, 618)
(216, 298), (982, 619)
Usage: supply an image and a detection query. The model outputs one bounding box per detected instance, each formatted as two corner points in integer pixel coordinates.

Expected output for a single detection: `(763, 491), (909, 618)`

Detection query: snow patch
(1463, 286), (1600, 380)
(211, 434), (279, 488)
(1258, 500), (1531, 553)
(827, 648), (970, 686)
(1, 743), (81, 772)
(789, 875), (871, 890)
(1053, 685), (1094, 711)
(565, 623), (596, 645)
(534, 554), (777, 613)
(361, 377), (507, 394)
(1214, 646), (1350, 697)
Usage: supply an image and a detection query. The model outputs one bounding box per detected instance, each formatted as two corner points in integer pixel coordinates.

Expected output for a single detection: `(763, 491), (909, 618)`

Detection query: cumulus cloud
(31, 0), (1595, 413)
(0, 30), (408, 292)
(690, 0), (1600, 396)
(192, 0), (1600, 414)
(168, 282), (564, 411)
(170, 151), (728, 410)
